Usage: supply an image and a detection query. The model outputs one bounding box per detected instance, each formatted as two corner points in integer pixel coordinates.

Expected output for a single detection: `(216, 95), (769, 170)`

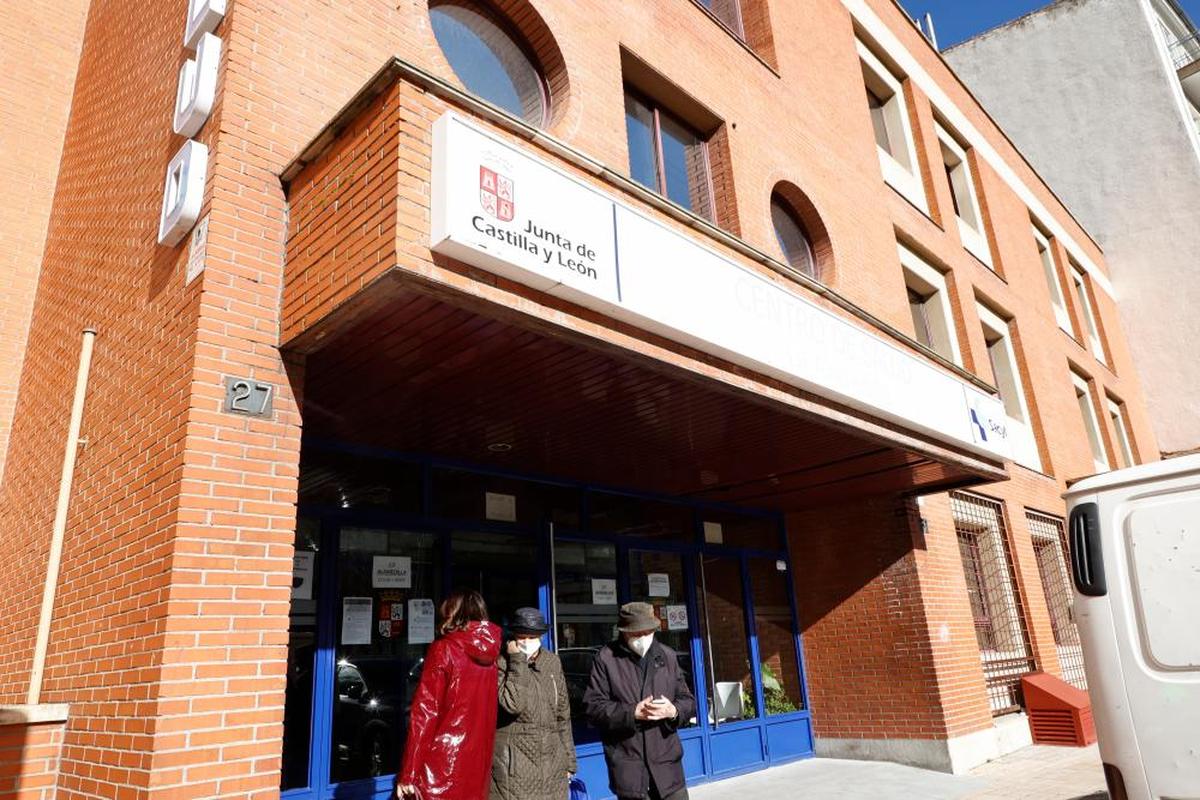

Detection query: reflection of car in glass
(333, 657), (424, 780)
(557, 647), (600, 719)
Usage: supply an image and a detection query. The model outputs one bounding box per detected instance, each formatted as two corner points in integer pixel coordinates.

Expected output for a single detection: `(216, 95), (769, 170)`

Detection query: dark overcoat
(583, 639), (696, 799)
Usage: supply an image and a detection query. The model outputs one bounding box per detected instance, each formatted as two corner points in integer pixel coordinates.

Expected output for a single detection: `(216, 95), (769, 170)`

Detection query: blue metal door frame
(282, 442), (813, 800)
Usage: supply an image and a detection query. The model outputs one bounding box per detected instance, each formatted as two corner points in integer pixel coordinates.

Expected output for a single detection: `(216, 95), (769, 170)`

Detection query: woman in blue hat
(489, 607), (577, 800)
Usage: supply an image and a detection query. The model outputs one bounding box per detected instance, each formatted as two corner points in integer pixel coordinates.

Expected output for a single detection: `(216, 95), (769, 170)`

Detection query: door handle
(1068, 502), (1107, 597)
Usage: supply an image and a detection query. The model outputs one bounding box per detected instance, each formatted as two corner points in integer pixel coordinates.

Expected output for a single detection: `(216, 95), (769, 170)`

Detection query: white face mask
(628, 633), (654, 657)
(517, 638), (541, 657)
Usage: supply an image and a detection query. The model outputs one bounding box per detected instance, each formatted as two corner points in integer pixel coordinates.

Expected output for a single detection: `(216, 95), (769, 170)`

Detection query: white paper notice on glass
(341, 597), (373, 645)
(666, 605), (689, 631)
(409, 598), (436, 644)
(591, 578), (617, 606)
(647, 573), (670, 597)
(485, 491), (517, 522)
(292, 551), (315, 600)
(372, 555), (412, 588)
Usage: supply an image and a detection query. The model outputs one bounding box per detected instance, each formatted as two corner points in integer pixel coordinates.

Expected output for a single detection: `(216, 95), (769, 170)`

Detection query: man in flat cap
(583, 601), (696, 800)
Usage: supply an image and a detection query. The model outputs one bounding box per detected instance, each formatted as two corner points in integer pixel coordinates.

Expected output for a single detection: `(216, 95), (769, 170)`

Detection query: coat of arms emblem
(479, 166), (514, 222)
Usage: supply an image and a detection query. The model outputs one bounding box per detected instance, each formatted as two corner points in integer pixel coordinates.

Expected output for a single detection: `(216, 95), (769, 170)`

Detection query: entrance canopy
(291, 274), (1000, 511)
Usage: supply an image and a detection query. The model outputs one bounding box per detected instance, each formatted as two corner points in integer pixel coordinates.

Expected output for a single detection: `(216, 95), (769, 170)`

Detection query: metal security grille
(951, 492), (1037, 715)
(1027, 511), (1088, 691)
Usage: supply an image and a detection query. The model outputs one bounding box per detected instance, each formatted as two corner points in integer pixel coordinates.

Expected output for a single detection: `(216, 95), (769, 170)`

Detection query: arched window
(430, 2), (549, 126)
(770, 193), (817, 278)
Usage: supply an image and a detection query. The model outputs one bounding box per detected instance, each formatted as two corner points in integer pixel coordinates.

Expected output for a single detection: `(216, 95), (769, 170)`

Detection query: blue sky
(898, 0), (1200, 49)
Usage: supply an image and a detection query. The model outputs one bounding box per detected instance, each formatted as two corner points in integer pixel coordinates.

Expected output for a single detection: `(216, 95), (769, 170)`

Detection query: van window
(1127, 496), (1200, 669)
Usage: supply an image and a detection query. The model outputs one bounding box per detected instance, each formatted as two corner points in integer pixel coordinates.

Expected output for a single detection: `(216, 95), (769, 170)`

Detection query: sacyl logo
(969, 408), (988, 442)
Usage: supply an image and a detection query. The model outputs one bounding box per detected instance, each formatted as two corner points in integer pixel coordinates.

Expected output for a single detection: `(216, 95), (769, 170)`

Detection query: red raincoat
(399, 620), (502, 800)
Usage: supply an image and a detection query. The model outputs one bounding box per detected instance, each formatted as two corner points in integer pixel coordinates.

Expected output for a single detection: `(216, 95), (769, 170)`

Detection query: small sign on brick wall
(223, 376), (273, 417)
(185, 214), (209, 285)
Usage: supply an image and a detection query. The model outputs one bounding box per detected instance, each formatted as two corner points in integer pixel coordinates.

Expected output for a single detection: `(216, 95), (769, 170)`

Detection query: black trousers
(620, 783), (689, 800)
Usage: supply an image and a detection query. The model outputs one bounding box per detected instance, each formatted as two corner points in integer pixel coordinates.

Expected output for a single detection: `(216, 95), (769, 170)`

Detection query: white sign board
(185, 214), (209, 285)
(647, 573), (671, 597)
(430, 112), (1011, 462)
(666, 605), (689, 631)
(591, 578), (617, 606)
(432, 114), (620, 309)
(292, 550), (315, 601)
(485, 491), (517, 522)
(409, 598), (436, 644)
(341, 597), (373, 645)
(372, 555), (412, 589)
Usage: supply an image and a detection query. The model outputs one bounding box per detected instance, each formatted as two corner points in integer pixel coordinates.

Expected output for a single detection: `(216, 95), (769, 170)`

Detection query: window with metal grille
(1027, 511), (1087, 690)
(951, 492), (1037, 715)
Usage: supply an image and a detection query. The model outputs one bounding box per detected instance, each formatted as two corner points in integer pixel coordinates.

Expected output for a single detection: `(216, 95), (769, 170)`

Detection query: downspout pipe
(27, 328), (96, 705)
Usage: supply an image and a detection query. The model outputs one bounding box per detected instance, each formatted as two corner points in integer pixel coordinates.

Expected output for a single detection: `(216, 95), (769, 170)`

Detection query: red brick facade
(0, 721), (64, 800)
(0, 0), (1158, 796)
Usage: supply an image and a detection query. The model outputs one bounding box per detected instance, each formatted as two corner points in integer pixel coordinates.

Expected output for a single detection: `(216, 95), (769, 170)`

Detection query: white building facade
(947, 0), (1200, 457)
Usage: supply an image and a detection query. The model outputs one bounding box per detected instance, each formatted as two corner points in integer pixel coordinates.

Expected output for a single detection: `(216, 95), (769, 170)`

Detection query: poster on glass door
(341, 597), (373, 645)
(409, 598), (436, 644)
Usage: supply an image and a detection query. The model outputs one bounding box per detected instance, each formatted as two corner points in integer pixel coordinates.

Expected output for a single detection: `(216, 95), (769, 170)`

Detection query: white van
(1064, 455), (1200, 800)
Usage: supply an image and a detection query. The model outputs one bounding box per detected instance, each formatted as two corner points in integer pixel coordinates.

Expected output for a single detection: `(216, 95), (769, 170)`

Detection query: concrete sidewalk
(688, 744), (1107, 800)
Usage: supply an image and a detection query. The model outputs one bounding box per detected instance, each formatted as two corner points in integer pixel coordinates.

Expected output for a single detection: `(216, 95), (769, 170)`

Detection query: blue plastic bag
(568, 776), (590, 800)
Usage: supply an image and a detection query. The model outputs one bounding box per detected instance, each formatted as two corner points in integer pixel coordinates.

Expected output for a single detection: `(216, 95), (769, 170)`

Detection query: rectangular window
(696, 0), (744, 37)
(977, 305), (1026, 423)
(979, 304), (1042, 471)
(900, 244), (960, 364)
(936, 122), (992, 267)
(950, 492), (1037, 716)
(624, 89), (714, 221)
(1026, 511), (1087, 690)
(1032, 225), (1073, 334)
(1072, 369), (1110, 472)
(1107, 396), (1137, 468)
(858, 41), (927, 212)
(1070, 264), (1107, 363)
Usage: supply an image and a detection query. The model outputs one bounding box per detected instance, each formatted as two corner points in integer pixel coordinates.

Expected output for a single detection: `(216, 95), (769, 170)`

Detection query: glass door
(626, 549), (699, 726)
(330, 527), (442, 787)
(697, 554), (765, 776)
(552, 538), (619, 743)
(451, 530), (541, 631)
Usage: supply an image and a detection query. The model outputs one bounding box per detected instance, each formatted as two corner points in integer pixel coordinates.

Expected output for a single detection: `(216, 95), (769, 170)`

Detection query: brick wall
(0, 722), (64, 800)
(790, 496), (984, 741)
(0, 0), (90, 484)
(0, 0), (1160, 793)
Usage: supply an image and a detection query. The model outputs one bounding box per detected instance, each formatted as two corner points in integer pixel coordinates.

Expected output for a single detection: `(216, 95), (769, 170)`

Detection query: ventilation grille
(1030, 709), (1080, 745)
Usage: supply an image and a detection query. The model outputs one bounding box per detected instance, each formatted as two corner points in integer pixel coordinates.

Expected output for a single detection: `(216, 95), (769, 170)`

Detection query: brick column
(789, 493), (994, 771)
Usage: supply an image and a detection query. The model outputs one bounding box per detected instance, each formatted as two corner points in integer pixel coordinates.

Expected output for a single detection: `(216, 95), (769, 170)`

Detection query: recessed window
(937, 122), (992, 267)
(770, 194), (816, 278)
(859, 41), (926, 212)
(1071, 369), (1110, 473)
(1107, 396), (1136, 468)
(978, 305), (1027, 423)
(1032, 225), (1073, 334)
(624, 89), (714, 221)
(979, 304), (1043, 472)
(696, 0), (744, 37)
(430, 2), (548, 126)
(900, 244), (960, 364)
(1069, 263), (1107, 363)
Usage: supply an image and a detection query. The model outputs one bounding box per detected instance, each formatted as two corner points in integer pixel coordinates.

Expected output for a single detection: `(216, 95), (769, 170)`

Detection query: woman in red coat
(397, 590), (501, 800)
